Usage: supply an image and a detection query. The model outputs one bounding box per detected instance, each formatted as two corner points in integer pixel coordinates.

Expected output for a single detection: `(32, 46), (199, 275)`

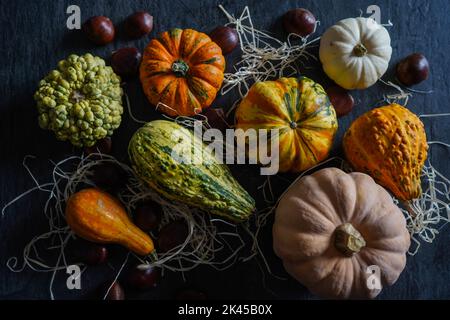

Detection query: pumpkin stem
(353, 44), (368, 57)
(70, 90), (85, 103)
(334, 223), (366, 256)
(172, 60), (190, 77)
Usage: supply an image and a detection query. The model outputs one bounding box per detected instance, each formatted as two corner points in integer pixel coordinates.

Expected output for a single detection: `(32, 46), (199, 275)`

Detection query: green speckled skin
(128, 120), (255, 222)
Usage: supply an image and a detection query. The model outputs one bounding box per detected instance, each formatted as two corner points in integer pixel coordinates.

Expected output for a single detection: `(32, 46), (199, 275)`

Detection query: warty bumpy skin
(34, 53), (123, 147)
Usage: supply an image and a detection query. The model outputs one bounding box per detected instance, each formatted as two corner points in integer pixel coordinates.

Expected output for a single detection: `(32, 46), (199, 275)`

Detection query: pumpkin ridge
(165, 78), (180, 111)
(297, 102), (331, 124)
(178, 29), (196, 59)
(287, 249), (339, 284)
(145, 39), (174, 63)
(188, 65), (224, 89)
(156, 37), (178, 60)
(187, 76), (215, 104)
(333, 57), (359, 87)
(327, 40), (354, 52)
(159, 77), (177, 103)
(246, 84), (289, 120)
(181, 29), (210, 61)
(309, 259), (352, 299)
(360, 57), (378, 86)
(351, 255), (377, 298)
(294, 131), (319, 165)
(186, 87), (202, 113)
(335, 173), (358, 222)
(299, 176), (343, 226)
(335, 23), (358, 43)
(367, 235), (411, 253)
(281, 198), (336, 237)
(283, 92), (296, 122)
(367, 53), (389, 73)
(359, 248), (405, 285)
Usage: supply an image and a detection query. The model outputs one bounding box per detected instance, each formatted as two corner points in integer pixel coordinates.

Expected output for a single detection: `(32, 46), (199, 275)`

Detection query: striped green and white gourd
(128, 120), (255, 222)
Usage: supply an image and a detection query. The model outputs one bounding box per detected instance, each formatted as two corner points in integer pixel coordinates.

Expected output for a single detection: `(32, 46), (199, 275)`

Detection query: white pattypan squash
(319, 17), (392, 90)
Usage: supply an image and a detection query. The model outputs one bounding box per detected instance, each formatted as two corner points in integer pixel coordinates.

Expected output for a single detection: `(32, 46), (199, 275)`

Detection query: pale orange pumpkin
(343, 104), (428, 201)
(273, 168), (410, 299)
(140, 28), (226, 117)
(235, 77), (338, 173)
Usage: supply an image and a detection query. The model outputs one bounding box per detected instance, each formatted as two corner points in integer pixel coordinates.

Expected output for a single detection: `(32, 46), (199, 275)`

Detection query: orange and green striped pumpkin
(235, 77), (338, 173)
(140, 28), (226, 117)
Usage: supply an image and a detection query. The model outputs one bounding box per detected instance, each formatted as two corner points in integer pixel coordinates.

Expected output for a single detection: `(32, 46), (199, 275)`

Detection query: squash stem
(353, 44), (368, 57)
(334, 223), (366, 256)
(172, 60), (190, 77)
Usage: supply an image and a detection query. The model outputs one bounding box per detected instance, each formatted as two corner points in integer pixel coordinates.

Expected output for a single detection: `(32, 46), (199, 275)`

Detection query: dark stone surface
(0, 0), (449, 299)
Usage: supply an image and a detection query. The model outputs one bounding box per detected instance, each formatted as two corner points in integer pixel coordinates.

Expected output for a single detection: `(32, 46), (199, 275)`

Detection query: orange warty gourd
(343, 103), (428, 201)
(273, 168), (410, 299)
(235, 77), (338, 172)
(140, 28), (226, 117)
(66, 188), (154, 256)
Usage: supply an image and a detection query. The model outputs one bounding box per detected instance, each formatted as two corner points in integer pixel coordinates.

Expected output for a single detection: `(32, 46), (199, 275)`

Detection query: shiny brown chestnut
(396, 53), (430, 86)
(84, 137), (112, 156)
(124, 11), (154, 39)
(133, 202), (163, 232)
(82, 16), (115, 45)
(158, 220), (189, 252)
(282, 8), (316, 37)
(126, 265), (160, 290)
(209, 26), (239, 54)
(326, 86), (355, 118)
(111, 47), (142, 78)
(105, 281), (125, 300)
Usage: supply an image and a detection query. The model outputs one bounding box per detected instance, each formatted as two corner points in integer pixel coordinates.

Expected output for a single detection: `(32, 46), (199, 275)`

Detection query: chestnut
(105, 281), (125, 300)
(111, 47), (142, 78)
(396, 53), (430, 86)
(72, 239), (108, 265)
(124, 11), (154, 39)
(209, 26), (239, 55)
(134, 202), (163, 232)
(84, 137), (112, 156)
(326, 86), (355, 118)
(126, 265), (160, 290)
(158, 220), (189, 252)
(282, 8), (316, 37)
(82, 16), (115, 45)
(202, 107), (229, 132)
(90, 162), (128, 191)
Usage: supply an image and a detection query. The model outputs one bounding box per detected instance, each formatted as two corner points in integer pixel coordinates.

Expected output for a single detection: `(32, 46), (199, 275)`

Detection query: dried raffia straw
(395, 112), (450, 255)
(1, 152), (257, 299)
(378, 78), (413, 106)
(218, 5), (321, 104)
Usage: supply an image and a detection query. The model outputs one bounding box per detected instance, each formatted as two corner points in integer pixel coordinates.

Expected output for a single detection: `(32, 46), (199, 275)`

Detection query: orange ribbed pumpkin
(140, 28), (225, 117)
(235, 77), (338, 173)
(343, 104), (428, 201)
(66, 188), (154, 255)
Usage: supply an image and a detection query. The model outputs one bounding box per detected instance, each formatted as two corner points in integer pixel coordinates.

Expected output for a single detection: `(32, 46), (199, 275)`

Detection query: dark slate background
(1, 0), (449, 300)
